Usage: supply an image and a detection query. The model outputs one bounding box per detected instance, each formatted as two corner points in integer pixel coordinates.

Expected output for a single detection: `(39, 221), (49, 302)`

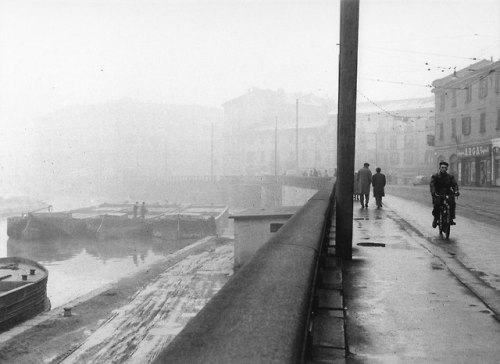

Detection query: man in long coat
(357, 162), (372, 208)
(372, 167), (387, 208)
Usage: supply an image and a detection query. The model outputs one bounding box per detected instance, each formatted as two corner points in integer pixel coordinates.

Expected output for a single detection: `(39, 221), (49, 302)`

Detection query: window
(451, 89), (457, 107)
(479, 112), (486, 133)
(497, 108), (500, 130)
(439, 93), (445, 111)
(451, 118), (456, 139)
(479, 77), (488, 98)
(427, 135), (435, 146)
(496, 70), (500, 93)
(270, 223), (284, 233)
(462, 116), (471, 135)
(439, 123), (444, 140)
(465, 85), (472, 103)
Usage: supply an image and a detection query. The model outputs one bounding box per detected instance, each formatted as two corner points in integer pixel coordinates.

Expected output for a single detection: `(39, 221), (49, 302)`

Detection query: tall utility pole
(211, 121), (214, 182)
(295, 99), (299, 170)
(336, 0), (359, 260)
(275, 116), (278, 176)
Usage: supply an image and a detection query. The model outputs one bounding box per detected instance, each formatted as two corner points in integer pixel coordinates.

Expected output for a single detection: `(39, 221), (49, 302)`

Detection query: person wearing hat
(430, 161), (459, 228)
(356, 162), (372, 208)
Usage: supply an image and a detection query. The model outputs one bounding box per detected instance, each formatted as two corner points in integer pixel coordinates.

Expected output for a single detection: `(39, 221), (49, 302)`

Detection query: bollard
(30, 269), (36, 275)
(22, 274), (28, 281)
(63, 307), (72, 317)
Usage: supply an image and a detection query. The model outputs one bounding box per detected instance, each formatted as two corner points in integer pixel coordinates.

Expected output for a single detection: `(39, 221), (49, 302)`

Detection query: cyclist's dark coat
(430, 172), (459, 219)
(430, 172), (458, 195)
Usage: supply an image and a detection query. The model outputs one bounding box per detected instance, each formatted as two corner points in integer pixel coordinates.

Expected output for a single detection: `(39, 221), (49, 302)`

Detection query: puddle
(357, 242), (386, 247)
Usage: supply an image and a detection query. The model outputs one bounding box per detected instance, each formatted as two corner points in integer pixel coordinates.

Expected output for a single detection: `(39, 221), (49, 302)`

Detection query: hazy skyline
(0, 0), (499, 197)
(1, 0), (498, 126)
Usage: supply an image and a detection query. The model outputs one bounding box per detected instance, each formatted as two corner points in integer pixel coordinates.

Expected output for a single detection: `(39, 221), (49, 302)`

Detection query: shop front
(457, 144), (491, 187)
(492, 138), (500, 187)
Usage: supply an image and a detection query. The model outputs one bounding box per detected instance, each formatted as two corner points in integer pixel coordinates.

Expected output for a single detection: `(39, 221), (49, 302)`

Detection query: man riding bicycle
(430, 161), (459, 228)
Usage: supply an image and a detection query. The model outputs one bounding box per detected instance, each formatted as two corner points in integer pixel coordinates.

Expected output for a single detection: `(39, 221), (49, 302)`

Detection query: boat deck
(0, 261), (44, 289)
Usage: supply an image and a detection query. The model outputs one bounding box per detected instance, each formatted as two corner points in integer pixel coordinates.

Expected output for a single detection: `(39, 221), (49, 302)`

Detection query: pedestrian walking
(372, 167), (386, 208)
(140, 201), (147, 219)
(357, 162), (372, 208)
(133, 201), (139, 218)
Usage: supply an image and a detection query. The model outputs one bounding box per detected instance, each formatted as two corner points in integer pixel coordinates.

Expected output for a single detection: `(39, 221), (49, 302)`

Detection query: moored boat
(0, 257), (50, 331)
(150, 204), (229, 240)
(6, 202), (229, 241)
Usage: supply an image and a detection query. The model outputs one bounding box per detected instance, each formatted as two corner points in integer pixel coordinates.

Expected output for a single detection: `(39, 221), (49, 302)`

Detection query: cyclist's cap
(439, 161), (449, 167)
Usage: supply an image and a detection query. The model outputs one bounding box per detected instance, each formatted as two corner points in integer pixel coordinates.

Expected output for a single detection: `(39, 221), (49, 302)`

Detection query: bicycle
(435, 194), (452, 239)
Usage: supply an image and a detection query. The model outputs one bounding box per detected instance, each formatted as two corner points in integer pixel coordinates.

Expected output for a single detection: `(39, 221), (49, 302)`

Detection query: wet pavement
(343, 195), (500, 363)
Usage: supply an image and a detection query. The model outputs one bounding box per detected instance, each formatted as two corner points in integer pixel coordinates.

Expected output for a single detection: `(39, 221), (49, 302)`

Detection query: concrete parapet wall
(152, 182), (335, 364)
(282, 185), (318, 206)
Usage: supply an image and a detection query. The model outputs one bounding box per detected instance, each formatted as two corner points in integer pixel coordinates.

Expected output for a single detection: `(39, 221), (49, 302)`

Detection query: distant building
(329, 97), (436, 184)
(432, 59), (500, 187)
(222, 88), (336, 176)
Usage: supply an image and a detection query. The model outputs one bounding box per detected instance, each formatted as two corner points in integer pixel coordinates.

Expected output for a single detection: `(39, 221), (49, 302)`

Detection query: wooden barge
(7, 203), (229, 241)
(0, 257), (50, 331)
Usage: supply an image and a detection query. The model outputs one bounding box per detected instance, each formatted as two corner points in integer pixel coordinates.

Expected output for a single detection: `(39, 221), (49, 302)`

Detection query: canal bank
(0, 236), (233, 364)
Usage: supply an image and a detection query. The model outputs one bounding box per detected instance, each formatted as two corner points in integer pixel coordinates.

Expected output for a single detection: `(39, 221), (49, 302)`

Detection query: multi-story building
(222, 88), (335, 176)
(432, 59), (500, 187)
(353, 97), (435, 184)
(223, 89), (436, 183)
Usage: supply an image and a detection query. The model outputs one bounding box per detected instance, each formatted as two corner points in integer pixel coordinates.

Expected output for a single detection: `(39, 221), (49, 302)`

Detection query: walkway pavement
(342, 197), (500, 363)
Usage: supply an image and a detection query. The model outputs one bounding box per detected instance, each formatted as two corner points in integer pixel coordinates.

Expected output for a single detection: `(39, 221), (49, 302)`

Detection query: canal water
(0, 219), (198, 309)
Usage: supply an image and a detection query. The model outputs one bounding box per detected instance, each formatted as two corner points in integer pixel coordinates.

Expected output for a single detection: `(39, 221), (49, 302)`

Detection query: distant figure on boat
(140, 202), (147, 219)
(133, 202), (139, 219)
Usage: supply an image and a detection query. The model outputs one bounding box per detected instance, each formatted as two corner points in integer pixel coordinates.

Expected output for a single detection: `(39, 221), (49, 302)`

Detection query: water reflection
(7, 236), (197, 264)
(7, 238), (79, 262)
(2, 221), (200, 308)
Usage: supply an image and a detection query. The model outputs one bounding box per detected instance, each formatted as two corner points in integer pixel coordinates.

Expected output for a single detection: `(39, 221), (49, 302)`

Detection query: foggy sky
(0, 0), (499, 198)
(1, 0), (498, 125)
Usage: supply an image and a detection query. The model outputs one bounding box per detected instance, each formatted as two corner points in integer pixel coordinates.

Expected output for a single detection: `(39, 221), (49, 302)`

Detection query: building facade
(222, 88), (336, 176)
(432, 60), (500, 187)
(223, 89), (437, 183)
(339, 97), (436, 184)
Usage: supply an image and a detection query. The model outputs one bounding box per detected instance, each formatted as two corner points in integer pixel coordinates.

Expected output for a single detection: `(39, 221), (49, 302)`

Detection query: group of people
(133, 201), (148, 219)
(302, 168), (329, 177)
(354, 162), (386, 209)
(354, 160), (460, 227)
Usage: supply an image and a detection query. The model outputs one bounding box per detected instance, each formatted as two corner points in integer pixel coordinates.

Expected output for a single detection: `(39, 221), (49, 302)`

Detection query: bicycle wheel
(442, 205), (450, 239)
(438, 209), (444, 235)
(443, 222), (450, 239)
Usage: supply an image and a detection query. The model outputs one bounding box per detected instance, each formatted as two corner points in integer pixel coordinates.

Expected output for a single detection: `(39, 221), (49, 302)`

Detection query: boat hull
(6, 203), (229, 241)
(0, 257), (50, 331)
